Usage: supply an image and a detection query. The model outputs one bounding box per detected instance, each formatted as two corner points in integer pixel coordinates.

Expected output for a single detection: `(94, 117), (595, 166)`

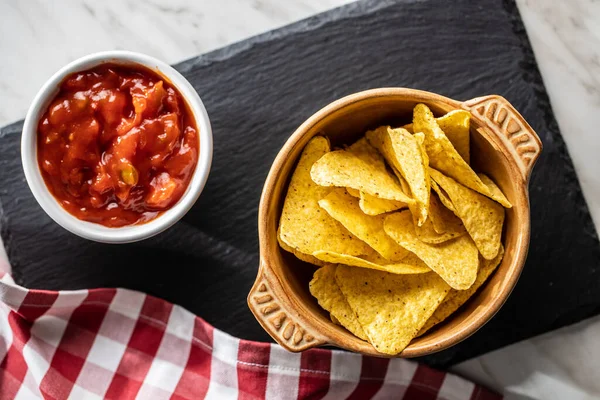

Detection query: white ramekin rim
(21, 51), (213, 243)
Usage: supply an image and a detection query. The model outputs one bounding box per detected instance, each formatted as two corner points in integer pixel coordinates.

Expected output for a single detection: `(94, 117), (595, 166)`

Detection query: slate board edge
(0, 123), (19, 282)
(501, 0), (599, 242)
(172, 0), (401, 73)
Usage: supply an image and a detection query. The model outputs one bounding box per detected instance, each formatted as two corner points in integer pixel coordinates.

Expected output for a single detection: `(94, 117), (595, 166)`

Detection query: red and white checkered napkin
(0, 262), (500, 399)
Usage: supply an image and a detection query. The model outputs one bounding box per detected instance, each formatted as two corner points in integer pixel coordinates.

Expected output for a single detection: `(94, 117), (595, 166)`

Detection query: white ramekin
(21, 51), (213, 243)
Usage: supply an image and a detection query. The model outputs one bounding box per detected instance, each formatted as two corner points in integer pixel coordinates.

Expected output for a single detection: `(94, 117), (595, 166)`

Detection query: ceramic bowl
(21, 51), (213, 243)
(248, 88), (542, 357)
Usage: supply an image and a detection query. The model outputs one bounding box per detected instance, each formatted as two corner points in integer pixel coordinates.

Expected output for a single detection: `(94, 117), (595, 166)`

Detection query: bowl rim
(256, 87), (532, 357)
(21, 51), (213, 243)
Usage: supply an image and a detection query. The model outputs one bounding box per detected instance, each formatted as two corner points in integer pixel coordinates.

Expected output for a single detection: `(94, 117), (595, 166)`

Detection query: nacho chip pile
(279, 104), (510, 355)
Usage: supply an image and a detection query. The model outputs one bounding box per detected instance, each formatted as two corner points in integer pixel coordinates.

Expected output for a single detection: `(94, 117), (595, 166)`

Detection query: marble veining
(1, 0), (600, 399)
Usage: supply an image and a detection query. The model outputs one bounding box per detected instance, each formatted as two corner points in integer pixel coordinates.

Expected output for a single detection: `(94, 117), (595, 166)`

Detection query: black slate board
(1, 0), (599, 368)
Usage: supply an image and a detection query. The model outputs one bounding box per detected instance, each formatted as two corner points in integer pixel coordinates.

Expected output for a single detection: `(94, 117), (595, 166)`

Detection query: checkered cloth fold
(0, 259), (500, 399)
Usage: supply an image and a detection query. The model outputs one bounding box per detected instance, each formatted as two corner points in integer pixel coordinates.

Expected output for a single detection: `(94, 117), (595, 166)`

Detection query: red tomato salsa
(37, 64), (199, 227)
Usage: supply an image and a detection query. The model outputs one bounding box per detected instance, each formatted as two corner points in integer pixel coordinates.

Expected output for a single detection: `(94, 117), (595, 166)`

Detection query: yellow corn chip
(310, 138), (413, 203)
(415, 216), (466, 244)
(413, 104), (492, 198)
(319, 189), (409, 261)
(418, 245), (504, 335)
(313, 250), (431, 275)
(430, 180), (456, 213)
(384, 211), (479, 290)
(366, 127), (430, 225)
(309, 265), (368, 340)
(427, 192), (465, 235)
(331, 314), (341, 325)
(346, 188), (360, 198)
(398, 173), (411, 194)
(335, 265), (450, 355)
(411, 132), (432, 226)
(427, 195), (446, 234)
(428, 193), (450, 233)
(430, 168), (504, 260)
(278, 137), (372, 258)
(359, 191), (407, 216)
(437, 110), (471, 164)
(478, 173), (512, 208)
(277, 235), (327, 267)
(404, 110), (470, 163)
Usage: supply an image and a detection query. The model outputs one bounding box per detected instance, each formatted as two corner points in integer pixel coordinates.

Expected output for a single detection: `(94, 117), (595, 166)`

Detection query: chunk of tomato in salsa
(37, 64), (199, 227)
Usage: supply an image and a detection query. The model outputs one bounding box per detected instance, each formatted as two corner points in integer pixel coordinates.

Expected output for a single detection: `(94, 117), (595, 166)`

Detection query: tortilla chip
(319, 189), (409, 261)
(335, 265), (450, 355)
(437, 110), (471, 164)
(359, 191), (407, 215)
(404, 110), (470, 163)
(430, 168), (504, 260)
(413, 104), (492, 198)
(398, 173), (411, 195)
(428, 192), (451, 233)
(309, 265), (368, 340)
(277, 235), (327, 266)
(366, 127), (430, 225)
(313, 250), (431, 275)
(478, 173), (512, 208)
(384, 211), (479, 290)
(278, 137), (371, 258)
(331, 314), (341, 325)
(430, 180), (455, 213)
(346, 188), (360, 198)
(418, 245), (504, 335)
(310, 138), (413, 203)
(415, 216), (466, 244)
(427, 192), (465, 235)
(427, 195), (446, 234)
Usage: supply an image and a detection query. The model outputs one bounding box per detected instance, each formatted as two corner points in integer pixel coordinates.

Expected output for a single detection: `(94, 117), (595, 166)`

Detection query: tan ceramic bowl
(248, 88), (542, 357)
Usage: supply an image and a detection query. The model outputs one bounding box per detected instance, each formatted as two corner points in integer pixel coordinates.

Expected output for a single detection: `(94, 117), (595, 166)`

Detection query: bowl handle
(248, 261), (328, 352)
(461, 95), (542, 181)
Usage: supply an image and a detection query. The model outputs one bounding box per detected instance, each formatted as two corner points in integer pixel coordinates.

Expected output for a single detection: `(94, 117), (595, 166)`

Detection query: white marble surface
(1, 0), (600, 399)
